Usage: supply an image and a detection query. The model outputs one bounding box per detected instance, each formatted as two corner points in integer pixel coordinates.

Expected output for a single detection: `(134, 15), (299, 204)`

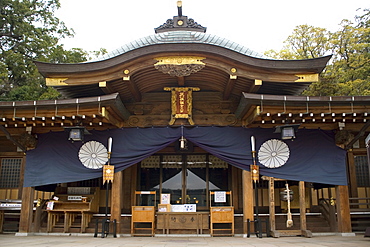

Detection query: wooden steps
(350, 209), (370, 232)
(44, 213), (335, 234)
(274, 214), (331, 233)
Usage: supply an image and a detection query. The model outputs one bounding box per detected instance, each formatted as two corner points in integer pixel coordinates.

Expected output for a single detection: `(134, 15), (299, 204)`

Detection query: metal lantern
(280, 189), (294, 201)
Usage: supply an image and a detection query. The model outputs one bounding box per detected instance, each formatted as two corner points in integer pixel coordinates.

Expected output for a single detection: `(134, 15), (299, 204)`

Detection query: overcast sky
(56, 0), (369, 55)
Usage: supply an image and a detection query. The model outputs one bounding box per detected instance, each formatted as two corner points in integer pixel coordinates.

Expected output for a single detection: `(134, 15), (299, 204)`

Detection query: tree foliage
(265, 25), (331, 60)
(0, 0), (92, 101)
(265, 9), (370, 96)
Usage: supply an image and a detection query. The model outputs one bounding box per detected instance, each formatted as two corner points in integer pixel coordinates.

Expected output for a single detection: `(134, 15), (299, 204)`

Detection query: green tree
(328, 17), (370, 96)
(265, 25), (331, 60)
(265, 9), (370, 96)
(0, 0), (91, 101)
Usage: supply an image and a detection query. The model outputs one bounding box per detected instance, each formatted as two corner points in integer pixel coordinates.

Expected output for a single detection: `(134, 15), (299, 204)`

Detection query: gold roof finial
(177, 1), (182, 17)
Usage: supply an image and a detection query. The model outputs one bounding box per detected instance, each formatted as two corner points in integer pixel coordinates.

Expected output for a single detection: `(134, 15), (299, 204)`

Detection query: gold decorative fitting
(230, 68), (237, 73)
(154, 56), (206, 77)
(99, 81), (106, 87)
(177, 1), (182, 7)
(46, 78), (68, 86)
(295, 74), (319, 82)
(124, 69), (130, 75)
(255, 79), (262, 85)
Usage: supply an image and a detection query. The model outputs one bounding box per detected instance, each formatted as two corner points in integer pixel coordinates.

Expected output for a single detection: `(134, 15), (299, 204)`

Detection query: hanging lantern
(280, 189), (294, 201)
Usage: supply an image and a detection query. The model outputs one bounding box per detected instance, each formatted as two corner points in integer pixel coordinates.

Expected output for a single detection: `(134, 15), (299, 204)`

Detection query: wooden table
(157, 212), (209, 234)
(46, 201), (95, 233)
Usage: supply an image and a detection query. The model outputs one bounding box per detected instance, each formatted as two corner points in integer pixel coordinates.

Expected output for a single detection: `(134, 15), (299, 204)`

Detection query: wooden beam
(345, 120), (370, 150)
(99, 81), (115, 96)
(101, 107), (124, 128)
(112, 97), (131, 121)
(235, 97), (251, 119)
(0, 125), (26, 152)
(243, 106), (261, 126)
(177, 76), (185, 86)
(249, 79), (262, 93)
(124, 78), (141, 102)
(223, 75), (237, 100)
(336, 185), (352, 233)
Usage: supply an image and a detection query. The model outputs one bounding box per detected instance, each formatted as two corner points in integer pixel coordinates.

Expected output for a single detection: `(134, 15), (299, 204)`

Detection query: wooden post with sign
(209, 191), (234, 236)
(131, 191), (156, 236)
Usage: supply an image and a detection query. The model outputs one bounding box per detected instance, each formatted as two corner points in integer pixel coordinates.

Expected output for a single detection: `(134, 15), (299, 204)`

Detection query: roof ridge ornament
(154, 1), (207, 33)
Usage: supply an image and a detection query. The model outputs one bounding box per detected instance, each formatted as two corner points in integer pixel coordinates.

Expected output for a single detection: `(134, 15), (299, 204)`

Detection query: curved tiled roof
(90, 31), (264, 62)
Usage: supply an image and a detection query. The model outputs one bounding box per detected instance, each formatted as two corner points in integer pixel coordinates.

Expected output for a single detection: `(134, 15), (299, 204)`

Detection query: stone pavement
(0, 233), (369, 247)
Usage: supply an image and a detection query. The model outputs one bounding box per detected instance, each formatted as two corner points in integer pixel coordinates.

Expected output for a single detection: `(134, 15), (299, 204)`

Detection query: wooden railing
(318, 198), (337, 232)
(349, 197), (370, 209)
(0, 199), (38, 233)
(349, 197), (370, 232)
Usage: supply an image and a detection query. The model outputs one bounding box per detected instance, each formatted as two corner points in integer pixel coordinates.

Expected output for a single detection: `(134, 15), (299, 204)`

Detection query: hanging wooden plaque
(164, 87), (200, 125)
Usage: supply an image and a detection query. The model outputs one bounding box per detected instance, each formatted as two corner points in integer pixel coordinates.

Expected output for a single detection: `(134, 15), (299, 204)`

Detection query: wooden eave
(35, 44), (331, 77)
(34, 43), (331, 101)
(238, 93), (370, 132)
(0, 93), (129, 135)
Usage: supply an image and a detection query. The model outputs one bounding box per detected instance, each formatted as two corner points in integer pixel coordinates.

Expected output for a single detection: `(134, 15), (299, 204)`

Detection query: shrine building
(1, 1), (370, 237)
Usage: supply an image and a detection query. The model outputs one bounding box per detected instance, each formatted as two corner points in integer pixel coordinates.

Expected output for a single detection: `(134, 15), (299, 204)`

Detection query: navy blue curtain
(24, 126), (347, 187)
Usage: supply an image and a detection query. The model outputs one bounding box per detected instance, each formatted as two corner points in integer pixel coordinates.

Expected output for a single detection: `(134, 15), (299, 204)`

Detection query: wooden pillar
(18, 187), (35, 233)
(122, 167), (132, 211)
(242, 169), (254, 234)
(336, 185), (352, 232)
(111, 170), (123, 233)
(299, 181), (312, 237)
(347, 151), (358, 198)
(231, 166), (240, 211)
(33, 200), (42, 232)
(268, 177), (276, 234)
(299, 181), (307, 231)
